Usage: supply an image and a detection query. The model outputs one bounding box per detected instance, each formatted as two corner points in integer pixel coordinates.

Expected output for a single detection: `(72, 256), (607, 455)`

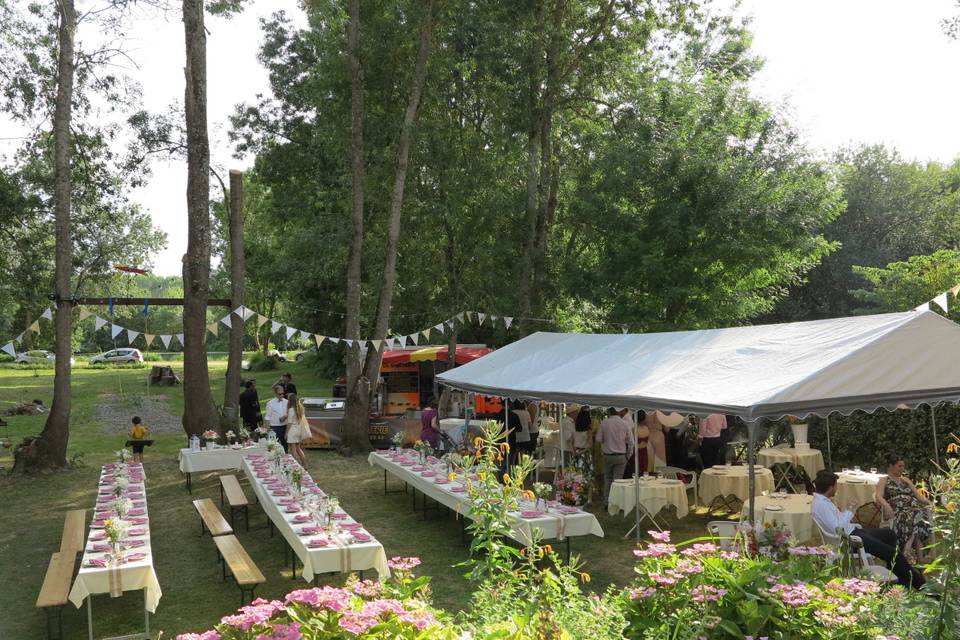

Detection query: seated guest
(875, 454), (933, 563)
(811, 470), (924, 589)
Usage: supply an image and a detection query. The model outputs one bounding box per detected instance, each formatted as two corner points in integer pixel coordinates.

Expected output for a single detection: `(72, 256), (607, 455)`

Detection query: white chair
(656, 465), (698, 507)
(707, 520), (740, 551)
(812, 518), (896, 582)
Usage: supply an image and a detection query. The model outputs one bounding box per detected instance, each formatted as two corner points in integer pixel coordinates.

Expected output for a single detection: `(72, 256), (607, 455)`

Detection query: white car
(89, 348), (144, 364)
(14, 350), (75, 366)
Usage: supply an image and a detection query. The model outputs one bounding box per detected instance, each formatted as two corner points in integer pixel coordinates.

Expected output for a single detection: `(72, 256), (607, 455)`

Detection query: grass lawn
(0, 362), (715, 638)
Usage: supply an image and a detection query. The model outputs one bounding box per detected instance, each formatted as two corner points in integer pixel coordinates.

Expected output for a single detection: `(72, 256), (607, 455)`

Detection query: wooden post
(223, 170), (245, 421)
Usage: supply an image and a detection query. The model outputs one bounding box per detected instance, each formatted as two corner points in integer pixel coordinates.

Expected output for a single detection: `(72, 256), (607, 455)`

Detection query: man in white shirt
(597, 408), (634, 504)
(811, 471), (923, 589)
(265, 384), (289, 452)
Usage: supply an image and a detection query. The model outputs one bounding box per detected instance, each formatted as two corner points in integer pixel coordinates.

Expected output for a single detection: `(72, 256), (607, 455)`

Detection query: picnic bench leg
(186, 472), (192, 493)
(220, 484), (225, 506)
(86, 596), (94, 640)
(244, 505), (249, 532)
(144, 589), (150, 639)
(45, 606), (63, 640)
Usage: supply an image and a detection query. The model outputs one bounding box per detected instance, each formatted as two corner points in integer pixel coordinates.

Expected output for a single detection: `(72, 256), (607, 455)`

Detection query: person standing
(526, 401), (540, 449)
(285, 392), (308, 466)
(420, 398), (440, 448)
(128, 416), (149, 463)
(265, 384), (289, 452)
(697, 413), (727, 469)
(277, 372), (297, 398)
(597, 407), (633, 505)
(239, 380), (262, 434)
(511, 400), (533, 460)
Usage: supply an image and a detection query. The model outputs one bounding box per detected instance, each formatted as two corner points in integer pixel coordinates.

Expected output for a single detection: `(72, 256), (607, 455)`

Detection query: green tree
(851, 249), (960, 320)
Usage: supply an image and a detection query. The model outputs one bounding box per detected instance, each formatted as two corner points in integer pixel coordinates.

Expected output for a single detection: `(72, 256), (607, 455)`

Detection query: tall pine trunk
(343, 0), (435, 454)
(181, 0), (218, 437)
(27, 0), (77, 472)
(223, 170), (245, 420)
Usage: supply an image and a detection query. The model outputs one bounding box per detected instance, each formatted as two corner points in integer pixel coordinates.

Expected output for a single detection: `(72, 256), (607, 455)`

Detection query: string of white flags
(0, 307), (54, 358)
(912, 283), (960, 314)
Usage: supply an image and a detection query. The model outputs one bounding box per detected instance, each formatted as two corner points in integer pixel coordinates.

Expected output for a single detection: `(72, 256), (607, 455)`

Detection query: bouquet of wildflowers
(114, 497), (133, 519)
(392, 431), (404, 448)
(104, 518), (129, 547)
(292, 468), (303, 492)
(225, 430), (236, 444)
(115, 449), (132, 464)
(113, 475), (129, 498)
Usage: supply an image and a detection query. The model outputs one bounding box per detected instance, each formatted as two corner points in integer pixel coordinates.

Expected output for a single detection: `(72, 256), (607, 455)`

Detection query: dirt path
(96, 393), (183, 434)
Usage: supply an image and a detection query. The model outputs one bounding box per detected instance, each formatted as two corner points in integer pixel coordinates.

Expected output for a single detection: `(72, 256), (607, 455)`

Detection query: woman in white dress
(285, 393), (308, 466)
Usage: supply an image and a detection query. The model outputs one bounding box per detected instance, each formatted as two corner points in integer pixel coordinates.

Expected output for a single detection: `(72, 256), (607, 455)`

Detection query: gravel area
(97, 393), (183, 434)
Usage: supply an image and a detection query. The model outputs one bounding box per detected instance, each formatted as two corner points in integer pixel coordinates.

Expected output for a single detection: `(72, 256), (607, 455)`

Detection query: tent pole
(825, 414), (832, 470)
(931, 405), (940, 465)
(559, 404), (565, 481)
(747, 419), (759, 526)
(634, 411), (641, 544)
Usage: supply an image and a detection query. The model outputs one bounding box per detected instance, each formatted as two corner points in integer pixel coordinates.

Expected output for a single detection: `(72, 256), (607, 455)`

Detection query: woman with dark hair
(420, 398), (440, 448)
(875, 454), (933, 562)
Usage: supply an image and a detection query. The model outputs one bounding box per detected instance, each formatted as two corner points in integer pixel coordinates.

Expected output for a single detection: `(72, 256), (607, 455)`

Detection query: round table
(744, 494), (815, 543)
(608, 478), (689, 519)
(757, 447), (825, 478)
(699, 466), (774, 505)
(834, 470), (884, 509)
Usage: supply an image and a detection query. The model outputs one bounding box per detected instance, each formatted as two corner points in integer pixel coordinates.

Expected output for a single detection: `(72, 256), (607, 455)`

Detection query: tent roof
(435, 310), (960, 420)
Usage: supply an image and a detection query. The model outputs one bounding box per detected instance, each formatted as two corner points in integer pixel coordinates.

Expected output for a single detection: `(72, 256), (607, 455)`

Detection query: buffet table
(178, 442), (267, 492)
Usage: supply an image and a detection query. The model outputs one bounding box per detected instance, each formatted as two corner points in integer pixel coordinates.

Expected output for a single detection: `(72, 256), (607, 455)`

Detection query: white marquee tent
(437, 309), (960, 523)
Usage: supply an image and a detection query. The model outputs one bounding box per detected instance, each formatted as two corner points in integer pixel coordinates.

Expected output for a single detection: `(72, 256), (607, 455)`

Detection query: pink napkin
(557, 506), (580, 514)
(123, 552), (147, 563)
(340, 522), (362, 531)
(301, 526), (323, 534)
(308, 539), (329, 547)
(434, 478), (449, 484)
(271, 490), (290, 496)
(127, 528), (146, 536)
(128, 509), (146, 517)
(520, 510), (544, 518)
(293, 514), (311, 523)
(451, 486), (466, 493)
(279, 498), (297, 505)
(330, 512), (348, 520)
(421, 471), (436, 477)
(400, 462), (415, 466)
(309, 488), (325, 495)
(256, 473), (272, 478)
(128, 517), (148, 524)
(127, 493), (145, 499)
(411, 466), (425, 472)
(90, 532), (107, 541)
(352, 532), (371, 542)
(284, 505), (301, 513)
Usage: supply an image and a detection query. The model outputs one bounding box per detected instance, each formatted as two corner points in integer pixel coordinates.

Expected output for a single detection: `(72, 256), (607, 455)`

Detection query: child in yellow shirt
(129, 416), (150, 463)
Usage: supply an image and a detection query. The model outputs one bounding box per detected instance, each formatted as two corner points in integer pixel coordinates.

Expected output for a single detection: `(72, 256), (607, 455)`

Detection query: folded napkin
(127, 528), (146, 536)
(557, 506), (580, 514)
(400, 462), (415, 466)
(451, 486), (466, 493)
(127, 493), (145, 499)
(421, 471), (436, 477)
(90, 532), (107, 540)
(279, 498), (297, 505)
(271, 490), (290, 496)
(411, 466), (425, 472)
(426, 456), (440, 464)
(340, 522), (362, 531)
(309, 488), (325, 495)
(308, 538), (329, 547)
(434, 478), (450, 484)
(128, 517), (147, 525)
(285, 505), (301, 513)
(300, 526), (323, 534)
(331, 512), (348, 520)
(293, 514), (311, 523)
(352, 532), (372, 542)
(85, 552), (147, 567)
(133, 501), (146, 508)
(520, 510), (544, 518)
(127, 509), (146, 517)
(256, 473), (273, 478)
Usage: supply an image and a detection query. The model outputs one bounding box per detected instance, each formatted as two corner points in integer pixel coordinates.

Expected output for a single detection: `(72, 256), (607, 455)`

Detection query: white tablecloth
(608, 478), (689, 518)
(178, 442), (267, 473)
(69, 464), (162, 613)
(368, 452), (603, 544)
(744, 494), (815, 543)
(699, 466), (774, 505)
(757, 447), (825, 478)
(241, 457), (389, 581)
(834, 470), (884, 509)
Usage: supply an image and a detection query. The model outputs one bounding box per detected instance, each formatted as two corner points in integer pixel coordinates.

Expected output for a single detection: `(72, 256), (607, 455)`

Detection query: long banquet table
(68, 462), (161, 639)
(368, 450), (603, 554)
(178, 442), (267, 492)
(241, 454), (390, 581)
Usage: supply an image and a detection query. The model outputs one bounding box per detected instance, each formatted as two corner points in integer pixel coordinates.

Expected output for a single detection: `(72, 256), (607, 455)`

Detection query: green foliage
(924, 438), (960, 638)
(248, 351), (280, 372)
(851, 249), (960, 319)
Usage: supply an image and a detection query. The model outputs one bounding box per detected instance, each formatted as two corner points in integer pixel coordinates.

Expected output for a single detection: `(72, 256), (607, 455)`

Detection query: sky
(2, 1), (959, 277)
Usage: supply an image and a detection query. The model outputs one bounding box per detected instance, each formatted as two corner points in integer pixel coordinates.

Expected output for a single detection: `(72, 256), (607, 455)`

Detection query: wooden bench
(36, 551), (77, 639)
(193, 498), (233, 537)
(213, 534), (266, 606)
(60, 510), (86, 554)
(219, 475), (250, 531)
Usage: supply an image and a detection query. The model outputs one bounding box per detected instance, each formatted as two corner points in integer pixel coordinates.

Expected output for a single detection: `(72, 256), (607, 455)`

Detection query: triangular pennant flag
(143, 334), (155, 348)
(257, 314), (269, 328)
(422, 328), (432, 340)
(95, 316), (108, 331)
(14, 332), (23, 344)
(175, 333), (185, 347)
(271, 320), (282, 334)
(220, 314), (232, 329)
(409, 333), (419, 346)
(490, 314), (499, 323)
(207, 322), (219, 336)
(79, 308), (92, 321)
(466, 311), (475, 322)
(477, 312), (486, 325)
(933, 292), (949, 312)
(1, 342), (15, 357)
(434, 323), (444, 334)
(344, 339), (354, 348)
(398, 335), (408, 347)
(328, 337), (340, 344)
(456, 312), (465, 322)
(29, 320), (41, 334)
(445, 320), (455, 330)
(127, 329), (140, 344)
(371, 339), (383, 351)
(242, 307), (256, 321)
(504, 316), (514, 329)
(285, 326), (298, 340)
(385, 337), (396, 349)
(41, 307), (53, 320)
(160, 335), (172, 348)
(951, 284), (960, 298)
(313, 335), (325, 347)
(110, 323), (123, 339)
(913, 302), (929, 312)
(300, 332), (313, 343)
(233, 305), (245, 318)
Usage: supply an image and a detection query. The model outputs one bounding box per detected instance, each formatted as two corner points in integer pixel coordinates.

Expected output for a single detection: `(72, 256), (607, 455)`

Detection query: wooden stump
(149, 365), (181, 386)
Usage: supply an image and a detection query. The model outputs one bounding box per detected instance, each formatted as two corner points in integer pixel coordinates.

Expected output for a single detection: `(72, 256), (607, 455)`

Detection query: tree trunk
(223, 170), (245, 420)
(27, 0), (77, 472)
(181, 0), (219, 436)
(341, 0), (369, 453)
(262, 297), (275, 355)
(344, 0), (435, 454)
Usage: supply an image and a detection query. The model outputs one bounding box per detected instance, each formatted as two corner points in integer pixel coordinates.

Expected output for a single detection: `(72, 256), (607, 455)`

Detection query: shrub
(248, 351), (279, 372)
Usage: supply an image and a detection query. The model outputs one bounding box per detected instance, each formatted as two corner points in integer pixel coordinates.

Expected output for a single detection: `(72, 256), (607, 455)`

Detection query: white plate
(764, 505), (784, 511)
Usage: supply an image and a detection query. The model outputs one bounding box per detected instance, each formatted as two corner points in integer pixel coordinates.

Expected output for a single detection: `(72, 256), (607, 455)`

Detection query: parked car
(14, 350), (74, 366)
(294, 347), (317, 361)
(268, 349), (287, 362)
(88, 348), (144, 364)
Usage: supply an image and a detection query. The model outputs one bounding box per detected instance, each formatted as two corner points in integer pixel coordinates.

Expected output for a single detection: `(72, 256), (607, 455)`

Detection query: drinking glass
(854, 465), (861, 473)
(870, 467), (877, 475)
(842, 467), (850, 473)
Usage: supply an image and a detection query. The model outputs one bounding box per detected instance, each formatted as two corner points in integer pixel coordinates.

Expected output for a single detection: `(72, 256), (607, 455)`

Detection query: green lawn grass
(0, 363), (713, 638)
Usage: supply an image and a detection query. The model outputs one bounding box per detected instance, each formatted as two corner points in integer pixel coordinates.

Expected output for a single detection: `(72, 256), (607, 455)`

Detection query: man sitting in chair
(811, 470), (924, 589)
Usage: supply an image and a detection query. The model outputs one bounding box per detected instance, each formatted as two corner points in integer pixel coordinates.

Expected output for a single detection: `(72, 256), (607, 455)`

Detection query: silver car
(14, 350), (75, 366)
(88, 348), (144, 364)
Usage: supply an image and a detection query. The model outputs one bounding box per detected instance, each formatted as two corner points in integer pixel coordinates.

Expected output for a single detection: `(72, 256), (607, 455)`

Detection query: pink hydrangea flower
(648, 530), (671, 542)
(352, 580), (383, 598)
(397, 608), (439, 629)
(826, 577), (882, 596)
(387, 556), (422, 571)
(681, 542), (719, 557)
(690, 584), (726, 604)
(285, 586), (352, 611)
(633, 543), (677, 558)
(360, 598), (406, 618)
(337, 611), (379, 635)
(220, 600), (286, 631)
(650, 572), (678, 586)
(255, 622), (301, 640)
(176, 632), (220, 640)
(628, 587), (656, 600)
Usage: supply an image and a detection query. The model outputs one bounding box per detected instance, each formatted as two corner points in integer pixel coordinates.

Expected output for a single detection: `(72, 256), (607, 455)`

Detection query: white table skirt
(69, 465), (162, 613)
(241, 458), (389, 581)
(745, 494), (815, 543)
(178, 443), (267, 473)
(608, 478), (689, 518)
(699, 466), (774, 505)
(757, 448), (825, 478)
(368, 452), (603, 544)
(834, 471), (884, 509)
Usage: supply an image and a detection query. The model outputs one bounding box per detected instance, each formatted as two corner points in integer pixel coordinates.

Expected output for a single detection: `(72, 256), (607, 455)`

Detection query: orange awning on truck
(381, 345), (492, 366)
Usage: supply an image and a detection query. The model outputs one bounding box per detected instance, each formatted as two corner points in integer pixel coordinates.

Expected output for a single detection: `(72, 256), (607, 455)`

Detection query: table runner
(368, 451), (603, 544)
(68, 463), (162, 613)
(608, 478), (689, 518)
(241, 456), (389, 581)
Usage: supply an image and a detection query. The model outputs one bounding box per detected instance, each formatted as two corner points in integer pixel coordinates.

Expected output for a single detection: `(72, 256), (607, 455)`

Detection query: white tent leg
(747, 419), (758, 525)
(825, 414), (832, 470)
(931, 405), (940, 465)
(634, 411), (641, 544)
